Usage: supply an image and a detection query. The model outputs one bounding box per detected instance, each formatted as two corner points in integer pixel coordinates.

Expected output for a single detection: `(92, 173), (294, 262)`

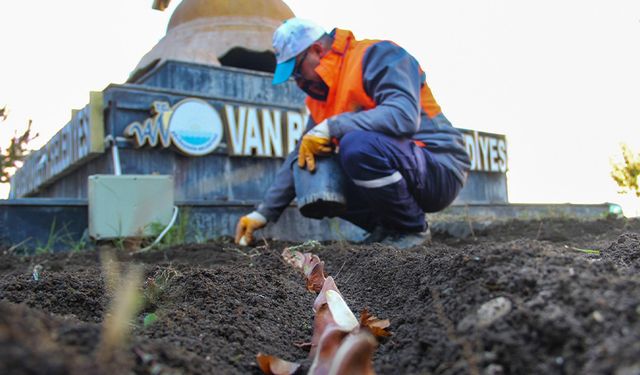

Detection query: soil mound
(0, 218), (639, 374)
(602, 232), (640, 273)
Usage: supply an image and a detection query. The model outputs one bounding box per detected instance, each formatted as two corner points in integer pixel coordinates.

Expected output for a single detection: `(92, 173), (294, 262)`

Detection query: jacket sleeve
(327, 41), (422, 139)
(256, 116), (315, 222)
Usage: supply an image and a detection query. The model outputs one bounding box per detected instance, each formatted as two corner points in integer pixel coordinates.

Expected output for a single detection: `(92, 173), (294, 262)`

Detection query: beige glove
(235, 211), (267, 246)
(298, 120), (332, 172)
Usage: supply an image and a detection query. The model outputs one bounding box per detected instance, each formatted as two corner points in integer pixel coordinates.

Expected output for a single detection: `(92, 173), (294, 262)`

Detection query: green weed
(564, 245), (601, 255)
(285, 240), (321, 253)
(34, 218), (63, 255)
(112, 237), (128, 252)
(143, 267), (181, 310)
(65, 230), (91, 253)
(146, 208), (190, 249)
(143, 312), (158, 328)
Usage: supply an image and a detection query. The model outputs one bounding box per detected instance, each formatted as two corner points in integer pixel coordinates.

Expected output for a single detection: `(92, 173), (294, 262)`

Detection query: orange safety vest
(307, 29), (442, 130)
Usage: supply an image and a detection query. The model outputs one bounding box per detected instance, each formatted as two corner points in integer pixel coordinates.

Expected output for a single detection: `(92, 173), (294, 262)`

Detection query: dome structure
(130, 0), (295, 81)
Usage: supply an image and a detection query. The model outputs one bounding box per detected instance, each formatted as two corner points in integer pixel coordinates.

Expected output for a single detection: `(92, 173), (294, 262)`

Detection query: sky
(1, 0), (639, 215)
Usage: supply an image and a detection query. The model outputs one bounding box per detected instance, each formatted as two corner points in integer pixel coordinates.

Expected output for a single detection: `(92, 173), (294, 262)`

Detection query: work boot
(361, 226), (390, 244)
(362, 227), (432, 249)
(380, 228), (432, 249)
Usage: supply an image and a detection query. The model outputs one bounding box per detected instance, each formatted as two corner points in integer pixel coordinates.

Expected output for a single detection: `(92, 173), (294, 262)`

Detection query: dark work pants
(337, 131), (462, 233)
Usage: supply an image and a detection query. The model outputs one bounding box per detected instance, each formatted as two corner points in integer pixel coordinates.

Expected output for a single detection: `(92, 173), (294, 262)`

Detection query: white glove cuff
(247, 211), (267, 224)
(308, 119), (329, 138)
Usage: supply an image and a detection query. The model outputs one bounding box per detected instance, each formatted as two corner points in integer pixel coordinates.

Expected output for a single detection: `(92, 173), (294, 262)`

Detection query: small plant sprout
(143, 267), (181, 310)
(143, 312), (158, 328)
(35, 218), (60, 255)
(564, 245), (601, 255)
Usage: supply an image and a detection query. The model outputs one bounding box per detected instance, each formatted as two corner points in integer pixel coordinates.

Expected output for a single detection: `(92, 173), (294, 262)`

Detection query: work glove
(235, 211), (267, 246)
(298, 120), (332, 172)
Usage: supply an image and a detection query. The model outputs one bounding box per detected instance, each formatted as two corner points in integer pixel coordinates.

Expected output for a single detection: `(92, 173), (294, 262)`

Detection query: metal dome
(131, 0), (295, 81)
(167, 0), (294, 31)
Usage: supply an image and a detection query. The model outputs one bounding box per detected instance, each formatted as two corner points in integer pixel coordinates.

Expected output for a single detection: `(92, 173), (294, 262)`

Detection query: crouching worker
(235, 18), (470, 249)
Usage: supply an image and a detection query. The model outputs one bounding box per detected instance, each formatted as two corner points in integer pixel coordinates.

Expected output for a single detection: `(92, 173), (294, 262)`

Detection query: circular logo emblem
(168, 99), (223, 156)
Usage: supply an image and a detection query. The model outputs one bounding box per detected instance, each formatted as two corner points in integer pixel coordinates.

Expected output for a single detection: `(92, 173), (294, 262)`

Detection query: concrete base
(0, 199), (622, 252)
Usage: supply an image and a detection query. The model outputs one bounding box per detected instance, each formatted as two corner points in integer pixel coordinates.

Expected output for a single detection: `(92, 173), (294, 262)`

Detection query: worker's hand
(235, 211), (267, 246)
(298, 120), (332, 172)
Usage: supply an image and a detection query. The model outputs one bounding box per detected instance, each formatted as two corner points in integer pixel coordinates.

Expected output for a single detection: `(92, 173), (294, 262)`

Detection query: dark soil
(1, 218), (640, 375)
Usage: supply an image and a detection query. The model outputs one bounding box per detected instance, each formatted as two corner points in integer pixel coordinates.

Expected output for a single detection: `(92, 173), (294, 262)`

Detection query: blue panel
(0, 199), (87, 253)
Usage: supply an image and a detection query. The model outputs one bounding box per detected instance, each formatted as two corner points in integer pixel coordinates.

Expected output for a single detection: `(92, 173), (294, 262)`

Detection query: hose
(134, 205), (179, 254)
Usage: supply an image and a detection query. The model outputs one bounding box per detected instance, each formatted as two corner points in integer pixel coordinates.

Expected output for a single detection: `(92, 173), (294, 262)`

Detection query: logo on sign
(169, 99), (223, 156)
(124, 99), (307, 158)
(124, 99), (223, 156)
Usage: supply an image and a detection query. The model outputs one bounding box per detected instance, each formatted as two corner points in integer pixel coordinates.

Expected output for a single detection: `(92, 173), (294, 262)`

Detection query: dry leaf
(256, 353), (300, 375)
(359, 309), (391, 338)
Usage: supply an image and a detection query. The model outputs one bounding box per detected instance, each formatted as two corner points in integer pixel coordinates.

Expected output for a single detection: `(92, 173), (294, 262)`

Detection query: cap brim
(272, 58), (296, 84)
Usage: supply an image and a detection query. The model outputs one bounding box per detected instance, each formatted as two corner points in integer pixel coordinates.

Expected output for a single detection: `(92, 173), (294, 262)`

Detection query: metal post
(105, 135), (122, 176)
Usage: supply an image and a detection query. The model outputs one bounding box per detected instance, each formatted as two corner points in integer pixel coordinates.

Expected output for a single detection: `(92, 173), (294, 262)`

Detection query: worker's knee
(339, 131), (379, 172)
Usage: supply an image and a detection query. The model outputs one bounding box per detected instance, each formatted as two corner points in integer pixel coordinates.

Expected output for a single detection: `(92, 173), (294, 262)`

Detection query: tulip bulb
(239, 235), (249, 246)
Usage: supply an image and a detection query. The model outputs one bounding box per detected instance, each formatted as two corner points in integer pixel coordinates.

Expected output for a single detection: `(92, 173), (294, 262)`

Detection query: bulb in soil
(326, 290), (359, 331)
(328, 331), (377, 375)
(239, 235), (249, 246)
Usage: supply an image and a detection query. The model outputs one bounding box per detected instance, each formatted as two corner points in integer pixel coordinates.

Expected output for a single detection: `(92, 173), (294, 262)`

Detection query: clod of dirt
(458, 297), (513, 331)
(601, 233), (640, 272)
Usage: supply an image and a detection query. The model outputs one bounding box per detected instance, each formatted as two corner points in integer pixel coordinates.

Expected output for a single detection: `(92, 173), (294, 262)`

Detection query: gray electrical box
(88, 175), (174, 239)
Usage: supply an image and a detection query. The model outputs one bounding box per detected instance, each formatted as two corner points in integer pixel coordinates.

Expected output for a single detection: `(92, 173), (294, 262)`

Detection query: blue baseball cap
(272, 18), (326, 85)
